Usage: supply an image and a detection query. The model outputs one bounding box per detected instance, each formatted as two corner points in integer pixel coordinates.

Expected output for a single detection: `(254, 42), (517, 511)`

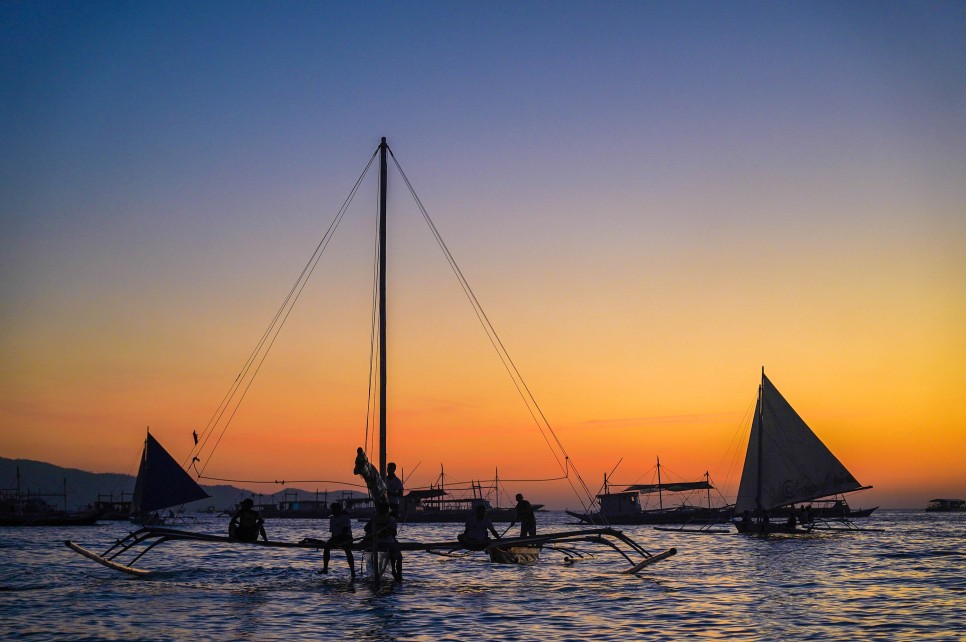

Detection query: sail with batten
(735, 373), (866, 515)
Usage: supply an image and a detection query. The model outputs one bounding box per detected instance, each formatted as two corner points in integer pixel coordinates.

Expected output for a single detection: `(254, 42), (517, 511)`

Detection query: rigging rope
(388, 149), (599, 514)
(185, 148), (379, 475)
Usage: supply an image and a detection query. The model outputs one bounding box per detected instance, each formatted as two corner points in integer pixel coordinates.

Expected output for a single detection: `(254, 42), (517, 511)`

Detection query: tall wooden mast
(378, 137), (388, 478)
(755, 366), (764, 514)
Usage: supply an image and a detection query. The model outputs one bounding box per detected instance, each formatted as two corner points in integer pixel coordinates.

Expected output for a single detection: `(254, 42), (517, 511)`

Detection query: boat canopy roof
(624, 481), (713, 494)
(405, 489), (448, 500)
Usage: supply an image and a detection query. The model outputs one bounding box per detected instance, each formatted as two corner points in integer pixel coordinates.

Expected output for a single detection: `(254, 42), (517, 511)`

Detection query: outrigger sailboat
(732, 369), (874, 534)
(65, 138), (676, 579)
(128, 431), (209, 525)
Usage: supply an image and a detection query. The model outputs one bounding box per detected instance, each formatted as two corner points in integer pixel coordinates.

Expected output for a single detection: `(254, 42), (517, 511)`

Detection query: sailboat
(732, 369), (873, 534)
(128, 431), (210, 525)
(65, 137), (677, 578)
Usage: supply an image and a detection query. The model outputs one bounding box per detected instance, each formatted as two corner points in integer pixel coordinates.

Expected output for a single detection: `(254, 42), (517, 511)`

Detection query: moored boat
(0, 466), (101, 527)
(567, 459), (733, 526)
(925, 498), (965, 512)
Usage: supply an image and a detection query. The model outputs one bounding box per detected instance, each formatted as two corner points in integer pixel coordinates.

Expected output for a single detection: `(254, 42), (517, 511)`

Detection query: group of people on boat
(455, 493), (536, 545)
(228, 460), (538, 582)
(737, 503), (817, 534)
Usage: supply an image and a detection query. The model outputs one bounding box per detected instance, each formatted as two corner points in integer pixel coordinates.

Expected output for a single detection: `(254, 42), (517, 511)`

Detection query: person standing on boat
(321, 502), (355, 579)
(229, 498), (268, 543)
(364, 502), (402, 582)
(458, 504), (501, 549)
(384, 462), (404, 517)
(511, 493), (537, 538)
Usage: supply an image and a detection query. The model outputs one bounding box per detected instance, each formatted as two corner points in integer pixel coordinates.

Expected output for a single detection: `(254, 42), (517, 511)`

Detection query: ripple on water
(2, 511), (965, 640)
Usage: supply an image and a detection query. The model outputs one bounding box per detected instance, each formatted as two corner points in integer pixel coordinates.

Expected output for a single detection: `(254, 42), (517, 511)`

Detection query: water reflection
(1, 511), (964, 640)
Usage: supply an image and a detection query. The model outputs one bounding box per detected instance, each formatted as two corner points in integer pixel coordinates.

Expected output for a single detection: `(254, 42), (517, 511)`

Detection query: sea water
(1, 510), (963, 641)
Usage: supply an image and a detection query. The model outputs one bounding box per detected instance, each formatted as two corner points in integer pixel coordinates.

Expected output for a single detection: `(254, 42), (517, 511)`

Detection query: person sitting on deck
(510, 493), (537, 538)
(458, 504), (501, 550)
(229, 498), (268, 543)
(321, 502), (355, 579)
(364, 502), (402, 582)
(384, 462), (404, 517)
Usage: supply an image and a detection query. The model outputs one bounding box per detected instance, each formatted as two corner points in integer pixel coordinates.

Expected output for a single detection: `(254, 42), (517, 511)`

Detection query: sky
(2, 2), (964, 510)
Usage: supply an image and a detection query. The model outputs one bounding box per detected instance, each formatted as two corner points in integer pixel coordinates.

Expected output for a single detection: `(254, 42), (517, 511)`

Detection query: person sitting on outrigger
(364, 502), (402, 582)
(321, 502), (355, 578)
(458, 504), (501, 550)
(228, 498), (268, 542)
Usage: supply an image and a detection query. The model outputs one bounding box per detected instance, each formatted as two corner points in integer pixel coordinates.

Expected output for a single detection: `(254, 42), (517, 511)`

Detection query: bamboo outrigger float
(65, 525), (675, 578)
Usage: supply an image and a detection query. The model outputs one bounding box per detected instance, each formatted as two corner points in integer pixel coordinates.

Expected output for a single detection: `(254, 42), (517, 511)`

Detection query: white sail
(735, 373), (864, 514)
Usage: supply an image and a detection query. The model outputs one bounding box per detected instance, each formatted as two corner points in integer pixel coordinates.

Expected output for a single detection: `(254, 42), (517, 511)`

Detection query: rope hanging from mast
(388, 149), (599, 513)
(186, 148), (379, 480)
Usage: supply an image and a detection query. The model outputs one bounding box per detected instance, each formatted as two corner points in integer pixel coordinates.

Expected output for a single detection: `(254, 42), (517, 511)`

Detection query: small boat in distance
(567, 458), (733, 526)
(0, 466), (101, 527)
(88, 492), (133, 521)
(925, 498), (965, 512)
(733, 369), (873, 534)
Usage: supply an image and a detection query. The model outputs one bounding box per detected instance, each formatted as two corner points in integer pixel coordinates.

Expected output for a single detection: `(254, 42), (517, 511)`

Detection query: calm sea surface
(1, 510), (963, 641)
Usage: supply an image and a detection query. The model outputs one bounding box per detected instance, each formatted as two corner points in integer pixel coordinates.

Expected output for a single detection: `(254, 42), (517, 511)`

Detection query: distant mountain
(0, 457), (365, 513)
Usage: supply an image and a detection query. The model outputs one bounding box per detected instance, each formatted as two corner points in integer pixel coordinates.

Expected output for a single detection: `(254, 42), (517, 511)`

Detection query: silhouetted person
(511, 493), (536, 537)
(740, 509), (752, 529)
(758, 509), (770, 534)
(364, 502), (402, 582)
(229, 498), (267, 542)
(321, 503), (355, 578)
(458, 504), (500, 549)
(384, 462), (404, 516)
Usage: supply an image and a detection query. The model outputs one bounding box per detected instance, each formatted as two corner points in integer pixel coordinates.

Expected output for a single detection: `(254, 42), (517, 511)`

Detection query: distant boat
(0, 466), (101, 527)
(129, 432), (209, 525)
(925, 498), (965, 512)
(567, 458), (733, 526)
(394, 469), (543, 523)
(733, 369), (874, 534)
(89, 492), (133, 520)
(338, 465), (543, 523)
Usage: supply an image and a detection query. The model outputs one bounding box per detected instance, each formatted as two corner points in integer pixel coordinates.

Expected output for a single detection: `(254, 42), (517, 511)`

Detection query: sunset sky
(2, 2), (963, 510)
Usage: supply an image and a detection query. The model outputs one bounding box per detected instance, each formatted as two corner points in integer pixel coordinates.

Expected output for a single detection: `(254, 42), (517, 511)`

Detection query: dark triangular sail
(131, 433), (210, 514)
(735, 373), (864, 514)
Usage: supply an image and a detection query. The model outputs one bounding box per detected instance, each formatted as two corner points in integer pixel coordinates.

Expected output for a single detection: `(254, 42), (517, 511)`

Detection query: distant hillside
(0, 457), (365, 513)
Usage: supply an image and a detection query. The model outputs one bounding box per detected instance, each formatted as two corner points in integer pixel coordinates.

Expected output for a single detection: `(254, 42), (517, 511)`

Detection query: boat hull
(567, 507), (733, 526)
(0, 512), (101, 527)
(488, 544), (541, 564)
(732, 519), (812, 535)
